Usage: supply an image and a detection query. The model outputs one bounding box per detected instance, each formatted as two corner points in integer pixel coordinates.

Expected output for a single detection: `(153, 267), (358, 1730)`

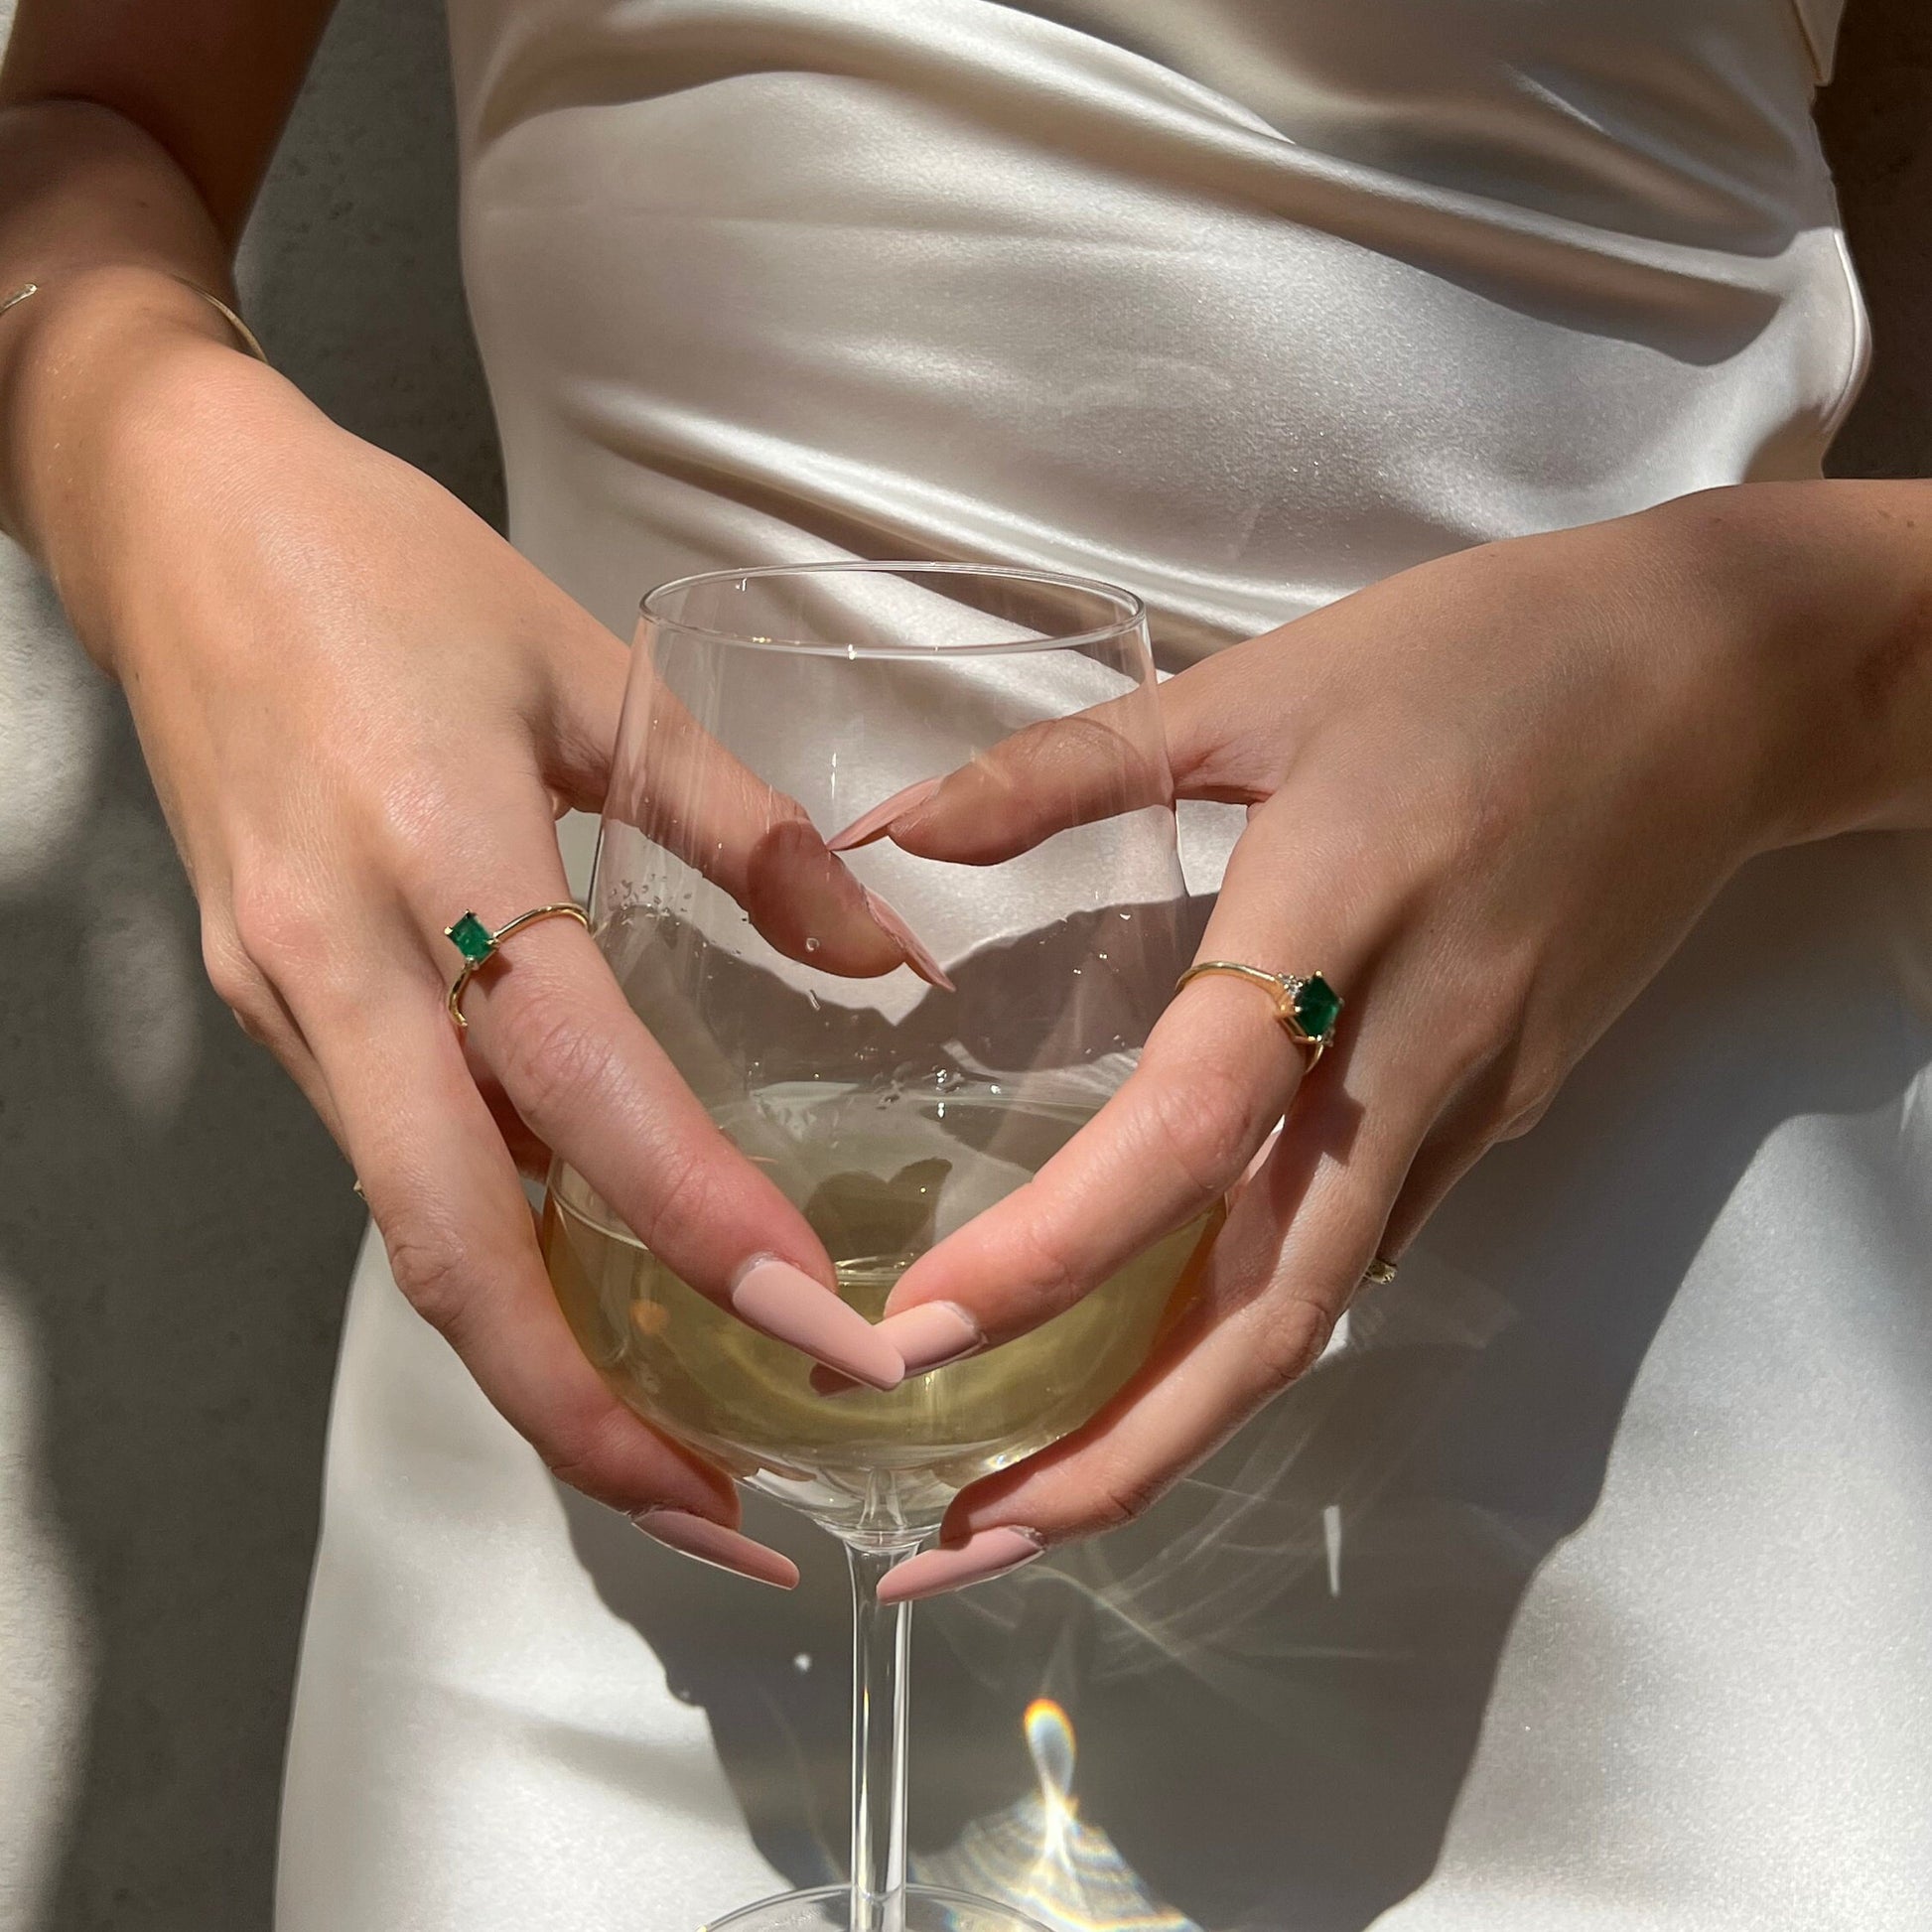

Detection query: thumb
(825, 649), (1268, 868)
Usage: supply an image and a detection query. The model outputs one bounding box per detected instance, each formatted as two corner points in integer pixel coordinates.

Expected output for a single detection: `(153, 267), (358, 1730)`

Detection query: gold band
(1, 274), (269, 363)
(1173, 959), (1342, 1067)
(1362, 1256), (1398, 1286)
(444, 901), (592, 1032)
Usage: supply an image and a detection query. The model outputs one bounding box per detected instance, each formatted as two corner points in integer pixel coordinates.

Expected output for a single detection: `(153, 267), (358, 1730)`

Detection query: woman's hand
(33, 320), (934, 1584)
(843, 483), (1932, 1601)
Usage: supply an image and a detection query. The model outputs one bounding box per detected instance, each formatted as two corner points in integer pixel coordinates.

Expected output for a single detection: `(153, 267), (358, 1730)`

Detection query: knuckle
(1457, 1035), (1562, 1146)
(1494, 1077), (1559, 1141)
(229, 874), (333, 976)
(1007, 1211), (1081, 1311)
(1082, 1452), (1173, 1535)
(629, 1145), (720, 1261)
(1252, 1296), (1335, 1390)
(1142, 1073), (1254, 1200)
(384, 1215), (476, 1336)
(200, 922), (263, 1020)
(1420, 962), (1538, 1111)
(496, 1002), (609, 1127)
(540, 1403), (641, 1503)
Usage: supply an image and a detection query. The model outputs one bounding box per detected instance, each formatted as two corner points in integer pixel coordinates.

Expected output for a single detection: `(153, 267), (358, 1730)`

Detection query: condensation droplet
(804, 936), (822, 953)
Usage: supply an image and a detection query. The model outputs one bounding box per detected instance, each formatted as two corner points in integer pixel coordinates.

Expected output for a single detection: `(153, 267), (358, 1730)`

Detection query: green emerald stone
(447, 912), (496, 964)
(1293, 974), (1341, 1041)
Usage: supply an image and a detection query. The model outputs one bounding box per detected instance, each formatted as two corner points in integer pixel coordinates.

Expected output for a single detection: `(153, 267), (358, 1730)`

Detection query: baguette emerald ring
(444, 902), (591, 1032)
(1174, 960), (1343, 1067)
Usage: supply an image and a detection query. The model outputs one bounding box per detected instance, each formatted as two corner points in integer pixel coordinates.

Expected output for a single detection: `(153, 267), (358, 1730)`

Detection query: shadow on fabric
(566, 831), (1932, 1931)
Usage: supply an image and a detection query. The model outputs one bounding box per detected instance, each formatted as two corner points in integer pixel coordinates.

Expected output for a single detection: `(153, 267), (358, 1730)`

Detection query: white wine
(543, 1088), (1219, 1536)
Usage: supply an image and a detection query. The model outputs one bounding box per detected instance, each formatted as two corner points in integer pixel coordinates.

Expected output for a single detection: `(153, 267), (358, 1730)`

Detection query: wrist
(4, 266), (298, 668)
(1632, 481), (1932, 848)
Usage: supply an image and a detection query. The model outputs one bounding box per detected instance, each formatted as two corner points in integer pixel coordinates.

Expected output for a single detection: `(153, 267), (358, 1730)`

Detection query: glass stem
(845, 1537), (922, 1932)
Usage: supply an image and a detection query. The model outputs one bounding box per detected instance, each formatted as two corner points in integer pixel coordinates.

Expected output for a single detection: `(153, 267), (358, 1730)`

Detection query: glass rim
(638, 559), (1149, 658)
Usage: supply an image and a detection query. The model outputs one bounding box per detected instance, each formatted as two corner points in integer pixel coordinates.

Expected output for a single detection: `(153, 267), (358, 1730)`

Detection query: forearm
(1632, 480), (1932, 845)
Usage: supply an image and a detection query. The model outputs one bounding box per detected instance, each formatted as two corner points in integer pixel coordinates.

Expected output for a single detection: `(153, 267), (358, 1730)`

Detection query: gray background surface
(0, 2), (1926, 1926)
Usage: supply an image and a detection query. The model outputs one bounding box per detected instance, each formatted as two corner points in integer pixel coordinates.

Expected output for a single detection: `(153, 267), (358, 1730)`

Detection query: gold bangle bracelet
(0, 273), (269, 364)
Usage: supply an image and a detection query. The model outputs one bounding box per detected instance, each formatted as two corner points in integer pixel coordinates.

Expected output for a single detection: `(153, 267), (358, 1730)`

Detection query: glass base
(704, 1882), (1054, 1932)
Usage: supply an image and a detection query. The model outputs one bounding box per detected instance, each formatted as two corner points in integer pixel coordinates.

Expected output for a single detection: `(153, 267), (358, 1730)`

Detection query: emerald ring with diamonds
(443, 901), (591, 1032)
(1173, 960), (1343, 1067)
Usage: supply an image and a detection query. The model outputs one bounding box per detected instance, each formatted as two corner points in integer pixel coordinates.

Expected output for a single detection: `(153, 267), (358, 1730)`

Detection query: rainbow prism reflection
(918, 1699), (1199, 1932)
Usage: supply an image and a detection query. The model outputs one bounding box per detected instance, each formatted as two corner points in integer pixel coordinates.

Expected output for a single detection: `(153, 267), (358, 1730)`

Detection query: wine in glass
(542, 562), (1206, 1932)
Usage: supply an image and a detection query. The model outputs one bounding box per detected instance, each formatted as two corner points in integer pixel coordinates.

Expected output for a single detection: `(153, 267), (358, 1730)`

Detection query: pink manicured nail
(878, 1301), (984, 1375)
(827, 777), (943, 851)
(876, 1527), (1045, 1604)
(631, 1509), (800, 1588)
(731, 1256), (906, 1390)
(862, 889), (956, 992)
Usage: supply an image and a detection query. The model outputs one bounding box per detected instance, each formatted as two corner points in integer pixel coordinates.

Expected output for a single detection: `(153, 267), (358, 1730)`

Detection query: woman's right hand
(48, 320), (921, 1583)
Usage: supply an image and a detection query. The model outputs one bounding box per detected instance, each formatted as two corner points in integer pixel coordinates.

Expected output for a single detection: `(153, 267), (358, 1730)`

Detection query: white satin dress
(279, 3), (1932, 1927)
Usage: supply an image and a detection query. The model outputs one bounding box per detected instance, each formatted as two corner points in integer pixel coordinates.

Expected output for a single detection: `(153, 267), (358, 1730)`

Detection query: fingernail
(862, 889), (956, 992)
(631, 1509), (800, 1589)
(732, 1256), (905, 1390)
(827, 777), (943, 852)
(876, 1527), (1045, 1604)
(877, 1300), (984, 1375)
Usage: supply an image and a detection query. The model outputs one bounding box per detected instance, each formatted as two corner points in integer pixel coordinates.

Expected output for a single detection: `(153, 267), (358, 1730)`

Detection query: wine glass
(541, 563), (1202, 1932)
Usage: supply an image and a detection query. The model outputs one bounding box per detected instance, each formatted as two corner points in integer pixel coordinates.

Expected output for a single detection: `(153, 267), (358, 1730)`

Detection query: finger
(462, 1045), (556, 1181)
(827, 637), (1300, 867)
(202, 920), (353, 1149)
(528, 613), (630, 817)
(592, 654), (948, 987)
(828, 690), (1172, 867)
(874, 980), (1302, 1366)
(426, 815), (905, 1391)
(876, 1071), (1429, 1601)
(1374, 1068), (1537, 1261)
(747, 819), (952, 990)
(875, 791), (1365, 1363)
(301, 976), (795, 1585)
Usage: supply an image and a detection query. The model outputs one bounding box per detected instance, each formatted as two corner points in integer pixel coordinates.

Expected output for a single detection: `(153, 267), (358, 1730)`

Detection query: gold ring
(1362, 1256), (1398, 1286)
(444, 902), (591, 1032)
(1174, 960), (1342, 1067)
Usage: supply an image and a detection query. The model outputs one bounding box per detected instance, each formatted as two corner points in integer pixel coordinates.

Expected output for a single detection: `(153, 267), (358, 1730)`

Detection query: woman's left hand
(848, 481), (1932, 1601)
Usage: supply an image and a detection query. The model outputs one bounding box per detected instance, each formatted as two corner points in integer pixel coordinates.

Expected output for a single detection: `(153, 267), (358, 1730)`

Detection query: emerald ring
(443, 901), (591, 1032)
(1173, 960), (1343, 1067)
